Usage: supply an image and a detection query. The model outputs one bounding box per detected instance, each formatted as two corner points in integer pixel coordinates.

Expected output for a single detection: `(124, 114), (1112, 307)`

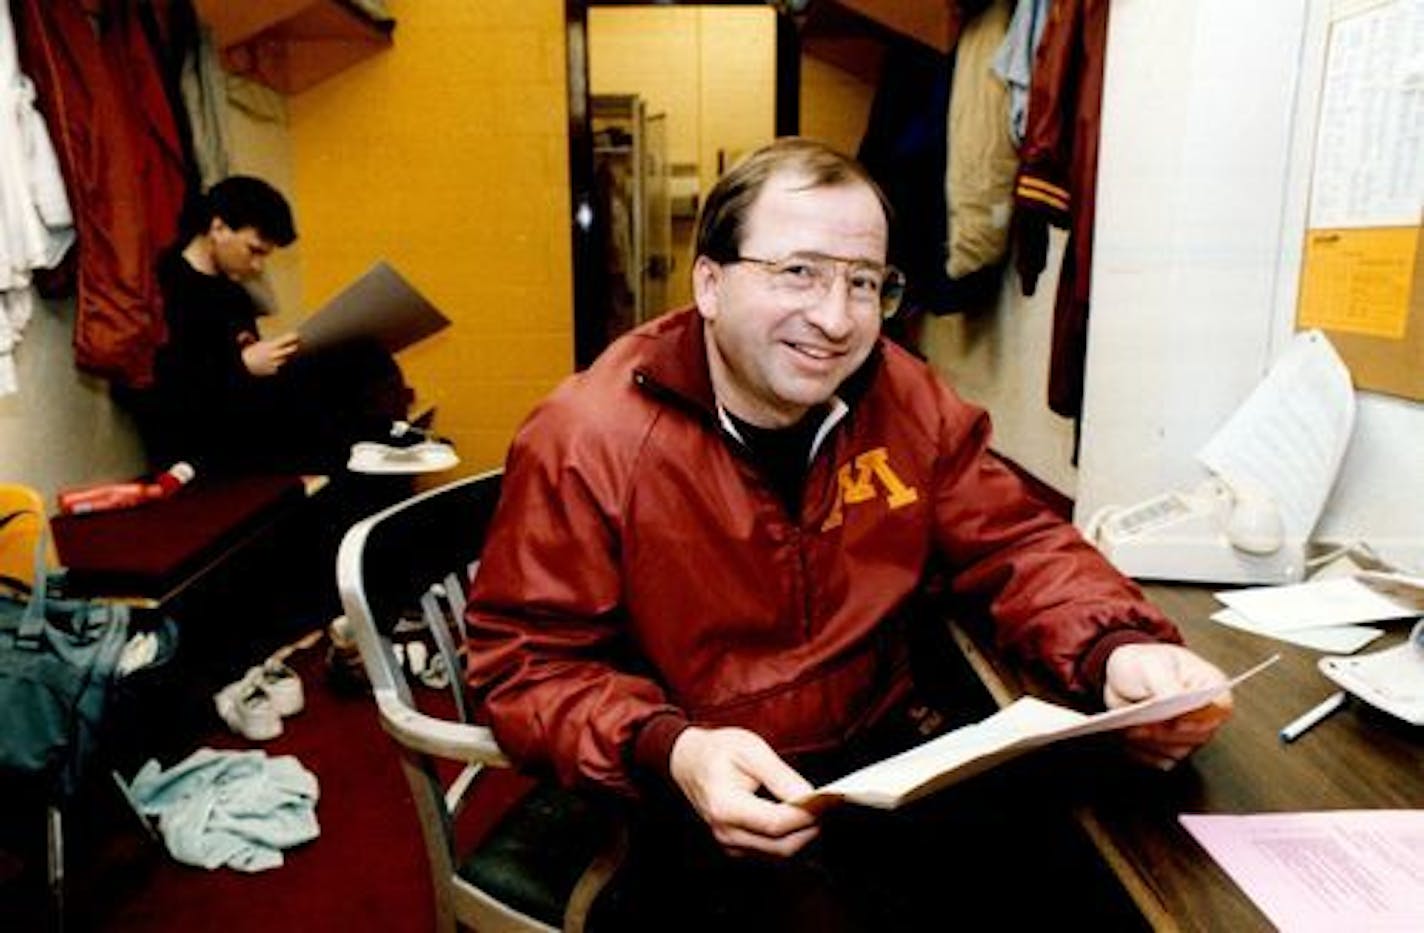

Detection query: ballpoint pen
(1280, 691), (1347, 743)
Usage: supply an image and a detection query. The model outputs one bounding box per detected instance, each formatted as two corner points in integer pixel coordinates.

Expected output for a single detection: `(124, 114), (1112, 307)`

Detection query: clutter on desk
(1090, 331), (1354, 587)
(1180, 811), (1424, 931)
(1210, 566), (1423, 653)
(1319, 618), (1424, 725)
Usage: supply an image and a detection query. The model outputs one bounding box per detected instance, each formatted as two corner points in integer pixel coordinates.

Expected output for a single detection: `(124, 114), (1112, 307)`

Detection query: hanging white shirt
(0, 2), (76, 394)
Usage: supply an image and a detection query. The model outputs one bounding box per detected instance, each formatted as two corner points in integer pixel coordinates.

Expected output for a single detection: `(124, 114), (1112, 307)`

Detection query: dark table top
(953, 583), (1424, 931)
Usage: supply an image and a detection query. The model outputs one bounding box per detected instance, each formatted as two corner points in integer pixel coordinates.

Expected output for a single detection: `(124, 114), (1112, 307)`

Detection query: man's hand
(241, 332), (300, 376)
(669, 726), (819, 858)
(1104, 643), (1233, 771)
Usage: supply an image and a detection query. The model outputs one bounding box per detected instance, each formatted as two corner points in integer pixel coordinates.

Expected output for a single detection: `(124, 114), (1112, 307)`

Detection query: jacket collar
(632, 307), (884, 422)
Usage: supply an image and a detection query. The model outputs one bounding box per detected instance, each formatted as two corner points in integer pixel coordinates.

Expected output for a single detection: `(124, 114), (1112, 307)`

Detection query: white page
(1211, 607), (1384, 653)
(811, 698), (1088, 807)
(1195, 330), (1355, 542)
(1307, 0), (1424, 229)
(1180, 811), (1424, 932)
(1319, 619), (1424, 725)
(799, 656), (1277, 810)
(1216, 578), (1420, 632)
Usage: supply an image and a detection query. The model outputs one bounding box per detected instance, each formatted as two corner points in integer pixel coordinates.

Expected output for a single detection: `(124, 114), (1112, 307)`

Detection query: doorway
(565, 1), (801, 367)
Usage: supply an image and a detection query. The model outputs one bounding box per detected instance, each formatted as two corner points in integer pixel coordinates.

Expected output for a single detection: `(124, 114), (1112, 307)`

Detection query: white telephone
(1087, 477), (1306, 586)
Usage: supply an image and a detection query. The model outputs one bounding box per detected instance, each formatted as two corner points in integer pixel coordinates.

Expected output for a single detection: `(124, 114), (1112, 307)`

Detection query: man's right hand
(669, 726), (819, 858)
(241, 332), (300, 377)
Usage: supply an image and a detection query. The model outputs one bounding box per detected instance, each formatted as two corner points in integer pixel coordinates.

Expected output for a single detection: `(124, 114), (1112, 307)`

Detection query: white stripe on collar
(715, 396), (849, 464)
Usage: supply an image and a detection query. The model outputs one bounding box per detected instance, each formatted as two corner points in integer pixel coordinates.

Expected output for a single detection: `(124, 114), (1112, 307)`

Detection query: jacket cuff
(1078, 628), (1162, 699)
(632, 710), (691, 781)
(1014, 172), (1071, 228)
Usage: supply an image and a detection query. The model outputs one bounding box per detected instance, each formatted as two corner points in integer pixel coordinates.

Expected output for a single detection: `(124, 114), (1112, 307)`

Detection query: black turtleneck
(724, 405), (829, 519)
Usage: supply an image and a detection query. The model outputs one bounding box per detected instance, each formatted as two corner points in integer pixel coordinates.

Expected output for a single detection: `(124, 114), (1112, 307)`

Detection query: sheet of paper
(1216, 578), (1420, 632)
(1296, 227), (1418, 340)
(1355, 570), (1424, 613)
(799, 656), (1276, 810)
(1179, 811), (1424, 932)
(1211, 607), (1384, 653)
(297, 261), (449, 356)
(1307, 0), (1424, 229)
(1196, 330), (1355, 543)
(1319, 619), (1424, 724)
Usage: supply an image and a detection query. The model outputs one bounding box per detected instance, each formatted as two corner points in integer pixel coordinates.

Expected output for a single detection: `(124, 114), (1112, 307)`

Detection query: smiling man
(467, 138), (1231, 929)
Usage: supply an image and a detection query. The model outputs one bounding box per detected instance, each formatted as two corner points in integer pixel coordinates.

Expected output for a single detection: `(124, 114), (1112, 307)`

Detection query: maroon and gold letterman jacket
(465, 308), (1179, 795)
(1013, 0), (1109, 419)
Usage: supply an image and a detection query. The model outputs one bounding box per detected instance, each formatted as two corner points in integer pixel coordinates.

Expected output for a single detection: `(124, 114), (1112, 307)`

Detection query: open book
(795, 655), (1277, 811)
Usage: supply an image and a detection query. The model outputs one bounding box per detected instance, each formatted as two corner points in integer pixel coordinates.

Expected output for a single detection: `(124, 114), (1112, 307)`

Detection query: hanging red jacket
(1012, 0), (1108, 419)
(14, 0), (188, 387)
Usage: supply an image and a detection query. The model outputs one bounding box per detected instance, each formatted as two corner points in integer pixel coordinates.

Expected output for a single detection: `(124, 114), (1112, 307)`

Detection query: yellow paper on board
(1297, 227), (1417, 340)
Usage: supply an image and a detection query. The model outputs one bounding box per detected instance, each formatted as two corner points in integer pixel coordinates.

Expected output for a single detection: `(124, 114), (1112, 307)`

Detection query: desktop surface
(955, 583), (1424, 931)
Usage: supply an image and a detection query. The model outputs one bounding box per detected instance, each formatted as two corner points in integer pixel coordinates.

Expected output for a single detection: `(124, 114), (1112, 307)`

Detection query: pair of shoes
(214, 660), (305, 741)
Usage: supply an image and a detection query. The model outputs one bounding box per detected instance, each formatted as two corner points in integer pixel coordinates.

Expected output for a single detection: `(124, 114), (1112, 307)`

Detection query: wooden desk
(952, 583), (1424, 931)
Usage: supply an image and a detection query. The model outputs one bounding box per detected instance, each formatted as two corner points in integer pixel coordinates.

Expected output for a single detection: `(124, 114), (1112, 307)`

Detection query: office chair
(336, 471), (626, 932)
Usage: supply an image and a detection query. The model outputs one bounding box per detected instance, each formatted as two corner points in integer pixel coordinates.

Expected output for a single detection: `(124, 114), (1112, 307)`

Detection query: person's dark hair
(179, 175), (297, 246)
(694, 137), (890, 263)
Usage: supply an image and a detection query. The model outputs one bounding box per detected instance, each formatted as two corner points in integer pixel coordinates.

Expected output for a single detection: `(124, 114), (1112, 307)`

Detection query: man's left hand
(1104, 643), (1233, 771)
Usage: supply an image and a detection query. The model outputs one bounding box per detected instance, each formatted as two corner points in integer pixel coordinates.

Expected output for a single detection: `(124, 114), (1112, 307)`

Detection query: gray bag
(0, 514), (132, 797)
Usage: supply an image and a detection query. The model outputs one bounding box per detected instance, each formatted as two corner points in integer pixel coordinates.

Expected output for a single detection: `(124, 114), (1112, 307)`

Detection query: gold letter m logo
(821, 447), (919, 531)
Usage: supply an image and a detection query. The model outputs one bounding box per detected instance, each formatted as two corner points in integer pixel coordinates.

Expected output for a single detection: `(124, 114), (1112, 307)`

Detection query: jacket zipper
(790, 524), (813, 640)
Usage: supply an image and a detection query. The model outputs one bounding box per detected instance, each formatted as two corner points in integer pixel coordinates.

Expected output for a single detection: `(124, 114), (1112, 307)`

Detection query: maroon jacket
(466, 309), (1178, 795)
(15, 0), (187, 387)
(1013, 0), (1109, 418)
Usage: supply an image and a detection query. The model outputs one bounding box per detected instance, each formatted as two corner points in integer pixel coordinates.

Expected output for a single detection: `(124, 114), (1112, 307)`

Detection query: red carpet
(65, 637), (529, 931)
(94, 640), (437, 931)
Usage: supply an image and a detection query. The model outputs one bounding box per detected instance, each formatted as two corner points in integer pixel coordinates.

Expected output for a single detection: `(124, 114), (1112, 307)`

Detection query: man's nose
(803, 272), (855, 340)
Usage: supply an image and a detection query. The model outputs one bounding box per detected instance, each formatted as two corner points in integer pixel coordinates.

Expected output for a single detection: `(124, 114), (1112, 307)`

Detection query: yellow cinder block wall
(287, 0), (572, 473)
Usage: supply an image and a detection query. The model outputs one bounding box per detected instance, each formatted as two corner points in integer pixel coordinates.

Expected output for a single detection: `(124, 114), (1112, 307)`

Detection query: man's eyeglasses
(729, 252), (906, 318)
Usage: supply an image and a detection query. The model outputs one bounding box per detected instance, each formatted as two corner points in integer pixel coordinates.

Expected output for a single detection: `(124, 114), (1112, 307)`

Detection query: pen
(1279, 691), (1347, 743)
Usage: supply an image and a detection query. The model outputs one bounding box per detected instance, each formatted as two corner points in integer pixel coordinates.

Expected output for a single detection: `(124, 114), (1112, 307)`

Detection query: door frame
(564, 0), (801, 367)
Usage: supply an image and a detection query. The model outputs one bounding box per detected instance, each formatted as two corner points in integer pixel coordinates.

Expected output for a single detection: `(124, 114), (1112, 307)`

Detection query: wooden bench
(49, 473), (327, 608)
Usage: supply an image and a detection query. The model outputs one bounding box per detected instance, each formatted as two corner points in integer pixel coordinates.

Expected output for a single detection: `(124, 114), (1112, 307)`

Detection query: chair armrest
(374, 688), (511, 766)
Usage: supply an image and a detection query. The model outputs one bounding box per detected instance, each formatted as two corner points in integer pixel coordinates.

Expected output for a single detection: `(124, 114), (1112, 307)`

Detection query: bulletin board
(1295, 0), (1424, 401)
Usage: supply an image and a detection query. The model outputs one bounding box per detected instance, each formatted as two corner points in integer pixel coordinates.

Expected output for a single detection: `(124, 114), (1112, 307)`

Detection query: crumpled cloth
(128, 747), (320, 872)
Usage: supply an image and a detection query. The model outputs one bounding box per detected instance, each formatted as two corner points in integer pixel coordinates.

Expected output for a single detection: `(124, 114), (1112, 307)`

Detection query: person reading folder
(147, 177), (444, 476)
(463, 139), (1237, 930)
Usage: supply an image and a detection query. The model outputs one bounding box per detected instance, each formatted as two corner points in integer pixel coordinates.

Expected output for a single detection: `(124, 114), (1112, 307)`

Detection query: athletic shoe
(255, 660), (305, 717)
(214, 679), (282, 742)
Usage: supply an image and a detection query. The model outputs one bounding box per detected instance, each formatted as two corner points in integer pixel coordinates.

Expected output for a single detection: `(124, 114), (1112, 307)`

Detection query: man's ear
(692, 255), (721, 322)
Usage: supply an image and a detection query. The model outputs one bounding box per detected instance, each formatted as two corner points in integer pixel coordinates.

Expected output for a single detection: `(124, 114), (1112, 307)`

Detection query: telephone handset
(1086, 477), (1304, 585)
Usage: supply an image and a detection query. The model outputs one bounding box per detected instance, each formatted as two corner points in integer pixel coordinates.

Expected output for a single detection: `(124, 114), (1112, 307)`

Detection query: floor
(2, 636), (456, 932)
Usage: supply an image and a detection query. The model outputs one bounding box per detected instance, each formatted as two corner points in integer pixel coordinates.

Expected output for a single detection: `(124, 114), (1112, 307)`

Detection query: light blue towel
(128, 747), (320, 872)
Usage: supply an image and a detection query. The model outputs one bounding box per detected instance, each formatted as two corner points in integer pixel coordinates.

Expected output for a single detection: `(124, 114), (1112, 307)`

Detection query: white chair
(336, 471), (625, 931)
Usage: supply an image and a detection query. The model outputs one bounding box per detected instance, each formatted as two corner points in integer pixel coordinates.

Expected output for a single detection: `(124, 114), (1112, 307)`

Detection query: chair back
(337, 471), (624, 933)
(337, 471), (501, 709)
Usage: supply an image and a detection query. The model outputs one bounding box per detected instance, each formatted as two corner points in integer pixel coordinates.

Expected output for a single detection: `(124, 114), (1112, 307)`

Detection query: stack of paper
(1212, 571), (1424, 653)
